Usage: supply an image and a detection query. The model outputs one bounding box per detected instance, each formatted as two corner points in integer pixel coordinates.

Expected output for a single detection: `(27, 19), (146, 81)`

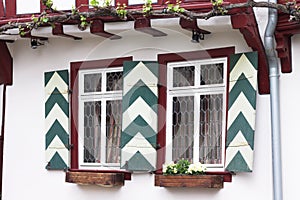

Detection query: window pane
(84, 73), (101, 93)
(172, 96), (194, 162)
(199, 94), (223, 164)
(106, 71), (123, 91)
(200, 63), (223, 85)
(106, 100), (122, 163)
(84, 101), (101, 163)
(173, 66), (195, 87)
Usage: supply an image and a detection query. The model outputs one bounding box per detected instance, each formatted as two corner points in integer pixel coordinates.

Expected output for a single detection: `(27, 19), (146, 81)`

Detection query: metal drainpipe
(264, 0), (283, 200)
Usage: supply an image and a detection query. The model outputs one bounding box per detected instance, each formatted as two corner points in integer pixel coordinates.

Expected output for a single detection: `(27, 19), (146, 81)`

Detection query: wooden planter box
(155, 174), (225, 188)
(66, 170), (131, 187)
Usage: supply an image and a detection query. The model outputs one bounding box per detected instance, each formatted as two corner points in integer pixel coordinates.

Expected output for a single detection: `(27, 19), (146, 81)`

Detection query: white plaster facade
(1, 1), (299, 199)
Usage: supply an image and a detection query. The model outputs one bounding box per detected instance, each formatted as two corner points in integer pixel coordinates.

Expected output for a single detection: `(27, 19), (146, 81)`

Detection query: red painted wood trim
(231, 9), (270, 94)
(5, 0), (16, 17)
(156, 47), (235, 172)
(70, 56), (133, 169)
(0, 1), (4, 17)
(76, 0), (89, 12)
(275, 32), (292, 73)
(0, 42), (13, 85)
(275, 14), (300, 74)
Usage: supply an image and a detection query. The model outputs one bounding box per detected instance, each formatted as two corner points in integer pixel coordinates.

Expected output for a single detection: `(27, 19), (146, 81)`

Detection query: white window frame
(165, 57), (227, 171)
(78, 67), (123, 170)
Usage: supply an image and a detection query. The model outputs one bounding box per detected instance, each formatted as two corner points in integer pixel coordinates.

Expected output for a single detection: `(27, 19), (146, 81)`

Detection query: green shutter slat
(225, 52), (258, 172)
(44, 70), (69, 170)
(121, 61), (158, 171)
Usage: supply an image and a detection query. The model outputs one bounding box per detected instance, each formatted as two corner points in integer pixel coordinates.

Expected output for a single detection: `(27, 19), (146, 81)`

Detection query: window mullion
(165, 94), (173, 163)
(194, 94), (200, 164)
(101, 99), (106, 165)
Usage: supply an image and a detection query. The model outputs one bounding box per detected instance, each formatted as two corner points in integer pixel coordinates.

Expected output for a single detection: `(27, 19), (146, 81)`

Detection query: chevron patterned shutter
(225, 52), (258, 172)
(45, 70), (69, 170)
(121, 61), (158, 171)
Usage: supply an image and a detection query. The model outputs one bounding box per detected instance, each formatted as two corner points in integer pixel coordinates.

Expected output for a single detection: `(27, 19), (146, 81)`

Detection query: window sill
(65, 169), (132, 187)
(154, 172), (232, 188)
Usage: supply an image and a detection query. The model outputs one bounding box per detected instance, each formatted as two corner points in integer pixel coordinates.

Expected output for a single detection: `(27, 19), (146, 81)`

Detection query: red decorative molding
(0, 41), (12, 85)
(231, 8), (270, 94)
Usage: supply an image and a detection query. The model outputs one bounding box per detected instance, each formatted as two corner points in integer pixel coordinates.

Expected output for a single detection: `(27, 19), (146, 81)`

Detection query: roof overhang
(1, 0), (298, 93)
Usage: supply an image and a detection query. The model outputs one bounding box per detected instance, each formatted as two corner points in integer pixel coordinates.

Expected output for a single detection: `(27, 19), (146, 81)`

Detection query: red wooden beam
(231, 9), (270, 95)
(52, 23), (82, 40)
(90, 19), (122, 39)
(134, 17), (167, 37)
(0, 41), (12, 85)
(275, 14), (300, 73)
(5, 0), (16, 17)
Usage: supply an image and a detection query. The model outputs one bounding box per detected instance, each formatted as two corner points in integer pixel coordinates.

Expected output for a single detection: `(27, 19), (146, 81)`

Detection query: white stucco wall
(1, 14), (299, 199)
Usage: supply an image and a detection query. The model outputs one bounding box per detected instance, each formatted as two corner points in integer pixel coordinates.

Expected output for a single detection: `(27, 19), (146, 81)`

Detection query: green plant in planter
(163, 159), (206, 175)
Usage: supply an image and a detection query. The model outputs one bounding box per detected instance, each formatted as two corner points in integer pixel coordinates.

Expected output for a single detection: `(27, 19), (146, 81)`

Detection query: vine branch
(0, 0), (299, 35)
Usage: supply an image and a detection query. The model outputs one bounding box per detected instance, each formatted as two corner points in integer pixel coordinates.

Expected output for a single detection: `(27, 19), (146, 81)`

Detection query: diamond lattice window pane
(172, 96), (194, 162)
(106, 71), (123, 91)
(173, 66), (195, 87)
(199, 94), (223, 164)
(83, 101), (101, 163)
(106, 100), (122, 163)
(84, 73), (102, 93)
(200, 63), (223, 85)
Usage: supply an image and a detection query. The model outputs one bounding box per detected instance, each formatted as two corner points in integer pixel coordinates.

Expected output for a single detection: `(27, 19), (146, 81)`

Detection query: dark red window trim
(156, 46), (235, 173)
(70, 56), (133, 169)
(0, 41), (13, 86)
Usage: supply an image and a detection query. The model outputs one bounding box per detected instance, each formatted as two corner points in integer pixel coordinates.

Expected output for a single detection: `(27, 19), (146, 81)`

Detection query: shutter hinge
(65, 143), (73, 150)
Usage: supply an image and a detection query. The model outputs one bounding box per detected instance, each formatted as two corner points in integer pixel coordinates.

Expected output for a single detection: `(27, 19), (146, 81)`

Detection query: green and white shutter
(45, 70), (69, 170)
(121, 61), (158, 171)
(225, 52), (258, 172)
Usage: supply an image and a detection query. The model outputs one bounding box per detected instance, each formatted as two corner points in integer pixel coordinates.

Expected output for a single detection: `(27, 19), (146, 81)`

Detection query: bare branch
(0, 0), (299, 34)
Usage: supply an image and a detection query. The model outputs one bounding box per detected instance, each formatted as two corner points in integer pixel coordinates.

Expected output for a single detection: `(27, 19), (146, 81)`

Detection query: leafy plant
(143, 0), (153, 15)
(116, 3), (128, 20)
(79, 15), (89, 30)
(165, 0), (185, 13)
(90, 0), (100, 7)
(211, 0), (227, 15)
(163, 159), (206, 175)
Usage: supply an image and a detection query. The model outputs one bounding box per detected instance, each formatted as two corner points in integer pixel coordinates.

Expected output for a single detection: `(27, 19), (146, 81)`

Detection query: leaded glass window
(167, 58), (227, 169)
(79, 67), (123, 169)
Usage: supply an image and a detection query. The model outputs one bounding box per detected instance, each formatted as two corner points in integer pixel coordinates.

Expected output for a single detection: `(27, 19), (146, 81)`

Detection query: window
(157, 47), (235, 172)
(165, 58), (227, 170)
(78, 68), (123, 169)
(70, 56), (133, 170)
